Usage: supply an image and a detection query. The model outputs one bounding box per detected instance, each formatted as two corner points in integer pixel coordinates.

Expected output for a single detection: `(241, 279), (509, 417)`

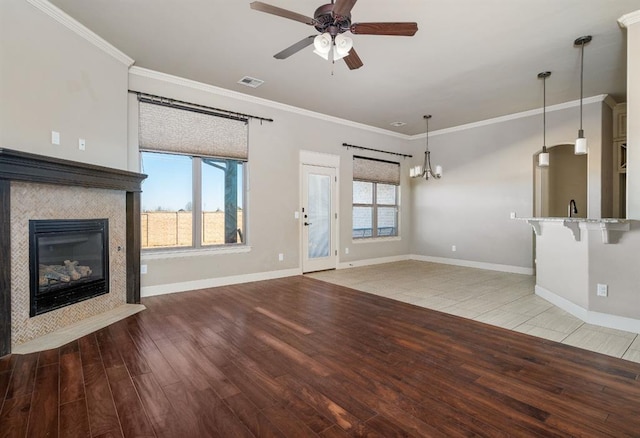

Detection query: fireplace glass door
(29, 219), (109, 316)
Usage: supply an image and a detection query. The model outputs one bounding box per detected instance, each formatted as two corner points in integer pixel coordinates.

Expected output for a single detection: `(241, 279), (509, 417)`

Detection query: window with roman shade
(352, 156), (400, 239)
(138, 99), (248, 250)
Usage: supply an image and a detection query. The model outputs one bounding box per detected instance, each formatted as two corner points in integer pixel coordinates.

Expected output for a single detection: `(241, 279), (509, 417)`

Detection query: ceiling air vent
(238, 76), (264, 88)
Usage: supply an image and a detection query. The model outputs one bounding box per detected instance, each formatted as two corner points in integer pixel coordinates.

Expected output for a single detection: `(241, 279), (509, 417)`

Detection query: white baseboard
(337, 254), (410, 269)
(141, 268), (301, 297)
(535, 285), (640, 334)
(410, 255), (534, 276)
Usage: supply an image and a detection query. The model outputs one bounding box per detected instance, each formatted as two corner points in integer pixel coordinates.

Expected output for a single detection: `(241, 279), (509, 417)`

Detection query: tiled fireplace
(0, 149), (146, 356)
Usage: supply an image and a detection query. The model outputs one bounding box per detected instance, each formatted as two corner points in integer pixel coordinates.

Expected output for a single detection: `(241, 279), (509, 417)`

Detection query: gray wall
(546, 145), (587, 218)
(0, 0), (130, 170)
(129, 71), (414, 292)
(409, 101), (606, 270)
(625, 16), (640, 219)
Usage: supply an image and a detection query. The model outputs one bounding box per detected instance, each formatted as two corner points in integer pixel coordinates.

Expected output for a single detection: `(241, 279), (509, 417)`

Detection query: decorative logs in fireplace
(39, 260), (93, 286)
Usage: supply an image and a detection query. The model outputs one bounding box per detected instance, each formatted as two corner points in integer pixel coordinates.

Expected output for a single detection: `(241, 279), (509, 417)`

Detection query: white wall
(0, 0), (131, 170)
(409, 100), (607, 271)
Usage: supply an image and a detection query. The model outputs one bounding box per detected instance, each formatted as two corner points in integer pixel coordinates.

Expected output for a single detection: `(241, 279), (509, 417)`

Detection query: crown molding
(412, 94), (612, 139)
(128, 67), (409, 140)
(26, 0), (134, 67)
(129, 67), (613, 142)
(618, 10), (640, 27)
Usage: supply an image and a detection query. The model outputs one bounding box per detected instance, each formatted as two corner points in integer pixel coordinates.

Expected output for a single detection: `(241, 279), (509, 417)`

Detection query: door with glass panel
(302, 165), (337, 273)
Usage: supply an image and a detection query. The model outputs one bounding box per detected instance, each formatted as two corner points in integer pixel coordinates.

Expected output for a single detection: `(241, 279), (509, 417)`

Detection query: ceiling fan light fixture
(334, 34), (353, 60)
(313, 32), (332, 59)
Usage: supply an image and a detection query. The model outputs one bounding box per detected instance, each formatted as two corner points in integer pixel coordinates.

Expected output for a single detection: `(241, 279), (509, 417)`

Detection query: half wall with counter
(516, 217), (640, 333)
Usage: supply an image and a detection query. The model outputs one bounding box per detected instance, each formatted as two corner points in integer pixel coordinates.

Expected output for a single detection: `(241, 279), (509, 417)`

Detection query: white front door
(302, 164), (337, 273)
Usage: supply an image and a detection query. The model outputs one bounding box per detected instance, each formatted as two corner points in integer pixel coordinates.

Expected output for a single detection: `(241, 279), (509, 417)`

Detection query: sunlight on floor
(307, 260), (640, 364)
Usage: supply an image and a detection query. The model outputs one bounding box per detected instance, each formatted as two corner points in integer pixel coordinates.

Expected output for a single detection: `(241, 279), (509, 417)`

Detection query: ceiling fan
(250, 0), (418, 70)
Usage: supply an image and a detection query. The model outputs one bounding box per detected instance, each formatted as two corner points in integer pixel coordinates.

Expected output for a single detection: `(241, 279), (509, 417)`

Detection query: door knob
(304, 222), (312, 226)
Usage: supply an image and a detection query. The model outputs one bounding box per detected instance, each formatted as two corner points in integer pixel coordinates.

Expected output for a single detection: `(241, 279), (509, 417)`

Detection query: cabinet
(613, 104), (627, 218)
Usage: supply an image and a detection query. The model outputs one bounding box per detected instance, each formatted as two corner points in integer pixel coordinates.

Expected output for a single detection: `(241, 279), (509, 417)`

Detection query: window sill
(142, 245), (251, 260)
(352, 236), (401, 244)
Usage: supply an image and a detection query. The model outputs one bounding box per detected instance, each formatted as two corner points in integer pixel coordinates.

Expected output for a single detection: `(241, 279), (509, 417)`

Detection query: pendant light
(538, 71), (551, 167)
(574, 35), (592, 155)
(410, 115), (442, 179)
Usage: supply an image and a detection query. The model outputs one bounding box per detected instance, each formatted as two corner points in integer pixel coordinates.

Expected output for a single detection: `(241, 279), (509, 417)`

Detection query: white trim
(337, 254), (410, 269)
(26, 0), (134, 67)
(352, 236), (401, 244)
(299, 150), (341, 167)
(142, 245), (251, 261)
(535, 285), (640, 334)
(141, 268), (301, 297)
(619, 10), (640, 27)
(535, 285), (589, 320)
(410, 255), (535, 275)
(129, 67), (408, 139)
(411, 95), (613, 140)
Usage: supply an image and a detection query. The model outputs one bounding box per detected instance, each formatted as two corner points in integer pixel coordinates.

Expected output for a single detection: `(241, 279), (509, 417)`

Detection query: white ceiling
(50, 0), (640, 135)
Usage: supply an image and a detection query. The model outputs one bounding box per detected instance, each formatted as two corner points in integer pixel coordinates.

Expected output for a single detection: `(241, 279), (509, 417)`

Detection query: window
(352, 156), (400, 239)
(137, 97), (249, 251)
(141, 152), (245, 249)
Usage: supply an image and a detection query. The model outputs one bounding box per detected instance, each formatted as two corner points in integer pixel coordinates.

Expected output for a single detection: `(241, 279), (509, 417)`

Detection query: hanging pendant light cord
(579, 41), (584, 131)
(543, 74), (546, 149)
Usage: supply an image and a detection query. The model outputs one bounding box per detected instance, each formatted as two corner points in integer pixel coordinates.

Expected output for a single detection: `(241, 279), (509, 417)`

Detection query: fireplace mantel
(0, 148), (146, 356)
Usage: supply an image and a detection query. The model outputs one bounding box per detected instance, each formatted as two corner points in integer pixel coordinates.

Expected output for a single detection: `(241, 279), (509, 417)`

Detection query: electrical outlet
(140, 264), (147, 274)
(345, 247), (349, 254)
(278, 253), (284, 262)
(452, 245), (457, 252)
(51, 131), (60, 145)
(510, 212), (516, 219)
(79, 138), (86, 150)
(597, 283), (608, 297)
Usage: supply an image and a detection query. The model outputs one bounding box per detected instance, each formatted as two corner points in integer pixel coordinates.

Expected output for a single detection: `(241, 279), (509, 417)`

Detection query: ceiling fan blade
(250, 1), (315, 25)
(333, 0), (358, 17)
(343, 48), (363, 70)
(350, 22), (418, 36)
(274, 36), (316, 59)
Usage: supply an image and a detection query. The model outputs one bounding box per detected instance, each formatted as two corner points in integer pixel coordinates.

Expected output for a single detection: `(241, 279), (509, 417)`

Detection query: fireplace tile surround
(0, 149), (146, 356)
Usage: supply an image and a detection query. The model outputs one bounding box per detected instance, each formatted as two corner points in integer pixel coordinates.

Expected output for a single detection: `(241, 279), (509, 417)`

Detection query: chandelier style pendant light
(574, 35), (592, 155)
(538, 71), (551, 167)
(410, 115), (442, 179)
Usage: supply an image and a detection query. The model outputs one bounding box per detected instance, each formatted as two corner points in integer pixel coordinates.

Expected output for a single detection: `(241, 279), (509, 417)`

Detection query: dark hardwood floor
(1, 276), (640, 437)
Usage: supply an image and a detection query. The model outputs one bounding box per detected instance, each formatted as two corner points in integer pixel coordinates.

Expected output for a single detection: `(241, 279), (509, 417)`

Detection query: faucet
(568, 199), (578, 217)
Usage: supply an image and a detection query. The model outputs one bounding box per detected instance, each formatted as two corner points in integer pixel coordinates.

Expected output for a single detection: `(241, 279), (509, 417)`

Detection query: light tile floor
(307, 260), (640, 364)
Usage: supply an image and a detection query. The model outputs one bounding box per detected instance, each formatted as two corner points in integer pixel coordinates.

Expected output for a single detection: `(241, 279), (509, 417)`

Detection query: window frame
(352, 180), (399, 240)
(140, 150), (247, 252)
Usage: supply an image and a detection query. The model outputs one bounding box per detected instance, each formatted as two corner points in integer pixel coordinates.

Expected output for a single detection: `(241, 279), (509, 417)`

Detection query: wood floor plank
(4, 352), (38, 399)
(59, 344), (85, 405)
(3, 275), (640, 437)
(132, 373), (183, 438)
(0, 394), (31, 438)
(59, 398), (91, 438)
(223, 392), (286, 438)
(79, 334), (123, 438)
(26, 363), (59, 438)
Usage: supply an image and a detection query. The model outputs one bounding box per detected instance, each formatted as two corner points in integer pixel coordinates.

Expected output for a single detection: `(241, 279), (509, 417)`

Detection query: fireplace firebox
(29, 219), (109, 316)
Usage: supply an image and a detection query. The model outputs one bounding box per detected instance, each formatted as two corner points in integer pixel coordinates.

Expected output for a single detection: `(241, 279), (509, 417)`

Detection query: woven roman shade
(138, 101), (249, 160)
(353, 156), (400, 185)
